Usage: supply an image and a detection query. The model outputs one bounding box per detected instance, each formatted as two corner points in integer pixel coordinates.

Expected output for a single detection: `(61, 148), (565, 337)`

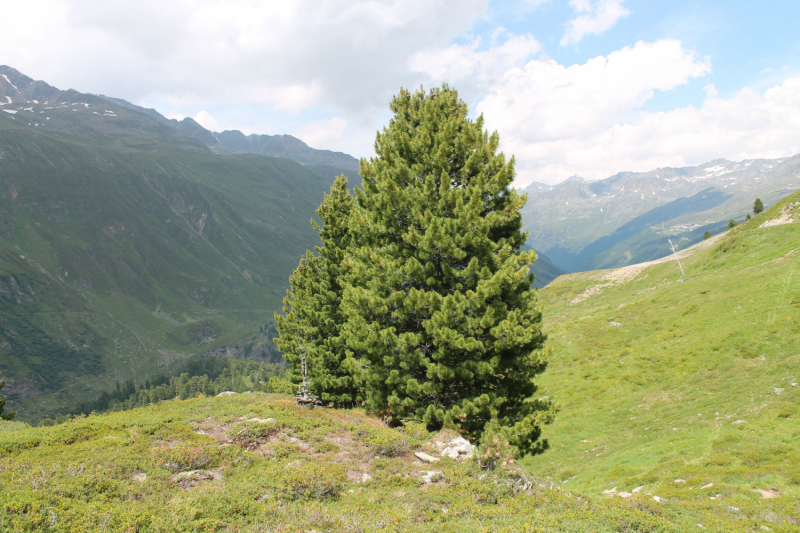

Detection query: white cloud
(0, 0), (489, 117)
(194, 110), (219, 131)
(561, 0), (629, 46)
(294, 117), (350, 150)
(476, 40), (716, 183)
(409, 33), (541, 103)
(478, 40), (800, 185)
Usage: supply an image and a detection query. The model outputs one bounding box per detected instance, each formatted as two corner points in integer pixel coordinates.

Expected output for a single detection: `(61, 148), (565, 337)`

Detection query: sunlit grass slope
(526, 190), (800, 514)
(2, 392), (789, 532)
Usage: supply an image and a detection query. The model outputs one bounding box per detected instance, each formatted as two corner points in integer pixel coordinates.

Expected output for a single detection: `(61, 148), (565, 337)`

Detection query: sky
(1, 0), (799, 186)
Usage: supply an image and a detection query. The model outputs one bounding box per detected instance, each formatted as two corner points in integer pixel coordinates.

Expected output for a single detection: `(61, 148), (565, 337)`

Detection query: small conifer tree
(753, 198), (764, 214)
(746, 213), (751, 221)
(341, 86), (553, 458)
(728, 219), (739, 229)
(275, 175), (360, 406)
(0, 377), (16, 421)
(703, 230), (711, 240)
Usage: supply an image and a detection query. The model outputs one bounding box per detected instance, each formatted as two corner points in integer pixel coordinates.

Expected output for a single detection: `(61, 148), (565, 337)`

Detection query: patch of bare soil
(752, 488), (781, 499)
(567, 232), (727, 304)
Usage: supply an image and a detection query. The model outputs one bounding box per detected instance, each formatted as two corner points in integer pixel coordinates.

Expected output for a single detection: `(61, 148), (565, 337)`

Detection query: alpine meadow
(2, 3), (800, 530)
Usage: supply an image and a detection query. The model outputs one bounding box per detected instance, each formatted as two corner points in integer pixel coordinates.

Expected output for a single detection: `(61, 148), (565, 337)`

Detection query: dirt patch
(566, 233), (727, 304)
(752, 488), (780, 499)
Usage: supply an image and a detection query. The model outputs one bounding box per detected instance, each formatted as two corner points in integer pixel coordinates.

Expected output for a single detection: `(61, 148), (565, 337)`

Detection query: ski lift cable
(668, 238), (685, 283)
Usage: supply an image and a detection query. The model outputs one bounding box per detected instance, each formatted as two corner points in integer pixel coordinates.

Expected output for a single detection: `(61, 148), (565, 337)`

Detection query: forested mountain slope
(0, 109), (349, 420)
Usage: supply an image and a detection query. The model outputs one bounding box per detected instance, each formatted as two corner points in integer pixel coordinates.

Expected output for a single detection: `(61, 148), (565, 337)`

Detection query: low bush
(281, 461), (345, 500)
(151, 439), (218, 472)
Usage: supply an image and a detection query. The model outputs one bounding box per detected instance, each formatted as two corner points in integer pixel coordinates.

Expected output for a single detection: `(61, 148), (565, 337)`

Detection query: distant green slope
(525, 191), (800, 507)
(0, 115), (353, 420)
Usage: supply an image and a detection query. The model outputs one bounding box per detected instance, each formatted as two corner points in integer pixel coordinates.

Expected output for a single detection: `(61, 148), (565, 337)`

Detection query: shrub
(313, 439), (340, 453)
(268, 440), (302, 458)
(232, 419), (280, 449)
(704, 230), (711, 240)
(151, 440), (218, 472)
(281, 461), (345, 500)
(364, 429), (411, 457)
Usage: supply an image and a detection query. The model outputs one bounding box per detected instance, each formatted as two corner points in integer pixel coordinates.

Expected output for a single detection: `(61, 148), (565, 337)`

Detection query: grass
(3, 392), (793, 532)
(522, 190), (800, 526)
(1, 194), (799, 531)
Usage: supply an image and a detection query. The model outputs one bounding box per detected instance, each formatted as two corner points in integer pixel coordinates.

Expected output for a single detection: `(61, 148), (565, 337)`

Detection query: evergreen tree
(703, 230), (711, 240)
(746, 213), (751, 221)
(341, 86), (553, 458)
(0, 377), (16, 421)
(753, 198), (764, 214)
(728, 219), (739, 229)
(275, 175), (360, 406)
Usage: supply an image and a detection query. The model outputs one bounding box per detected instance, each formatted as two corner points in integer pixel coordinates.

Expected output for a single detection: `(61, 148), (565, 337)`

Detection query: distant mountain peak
(0, 66), (361, 173)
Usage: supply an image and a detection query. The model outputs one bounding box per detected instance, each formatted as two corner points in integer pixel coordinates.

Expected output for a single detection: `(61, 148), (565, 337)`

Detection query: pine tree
(275, 175), (360, 406)
(754, 198), (764, 214)
(728, 219), (739, 229)
(703, 230), (711, 240)
(341, 85), (553, 458)
(0, 377), (16, 421)
(746, 213), (751, 221)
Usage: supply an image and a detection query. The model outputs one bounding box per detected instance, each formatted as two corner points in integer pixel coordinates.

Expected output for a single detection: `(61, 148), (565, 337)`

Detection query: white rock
(420, 470), (444, 484)
(360, 473), (372, 483)
(652, 495), (664, 502)
(731, 420), (746, 425)
(247, 417), (276, 424)
(438, 437), (475, 460)
(632, 485), (645, 493)
(602, 487), (617, 494)
(674, 479), (686, 484)
(415, 452), (440, 463)
(701, 483), (714, 489)
(171, 470), (224, 482)
(618, 492), (633, 498)
(217, 391), (237, 396)
(131, 472), (147, 482)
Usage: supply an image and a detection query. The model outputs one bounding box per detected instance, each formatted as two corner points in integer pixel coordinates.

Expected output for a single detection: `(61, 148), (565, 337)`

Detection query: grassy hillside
(0, 114), (357, 420)
(524, 190), (800, 525)
(1, 392), (789, 532)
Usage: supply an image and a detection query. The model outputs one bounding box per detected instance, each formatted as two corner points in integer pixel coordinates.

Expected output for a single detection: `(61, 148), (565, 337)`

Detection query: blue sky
(477, 0), (800, 102)
(1, 0), (799, 185)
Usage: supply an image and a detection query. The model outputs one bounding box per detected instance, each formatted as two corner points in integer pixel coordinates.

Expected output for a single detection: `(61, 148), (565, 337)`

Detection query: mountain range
(520, 156), (800, 272)
(2, 63), (798, 419)
(0, 65), (364, 419)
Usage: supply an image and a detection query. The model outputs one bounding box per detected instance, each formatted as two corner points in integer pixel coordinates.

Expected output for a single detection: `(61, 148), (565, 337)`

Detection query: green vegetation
(0, 375), (15, 420)
(44, 356), (288, 423)
(727, 218), (739, 228)
(277, 86), (552, 458)
(276, 175), (359, 407)
(2, 392), (790, 532)
(0, 110), (356, 420)
(754, 197), (765, 214)
(703, 230), (711, 240)
(522, 191), (800, 524)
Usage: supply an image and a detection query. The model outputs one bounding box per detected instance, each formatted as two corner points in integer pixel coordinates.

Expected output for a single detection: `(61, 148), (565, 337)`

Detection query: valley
(521, 156), (800, 272)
